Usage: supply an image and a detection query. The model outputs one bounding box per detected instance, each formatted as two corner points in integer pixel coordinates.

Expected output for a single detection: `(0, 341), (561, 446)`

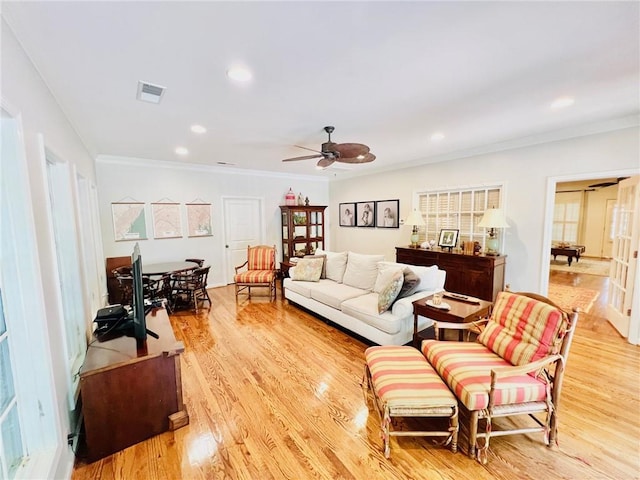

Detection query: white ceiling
(3, 1), (639, 178)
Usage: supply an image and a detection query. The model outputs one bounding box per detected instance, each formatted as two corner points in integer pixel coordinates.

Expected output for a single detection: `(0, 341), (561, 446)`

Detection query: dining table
(142, 260), (199, 276)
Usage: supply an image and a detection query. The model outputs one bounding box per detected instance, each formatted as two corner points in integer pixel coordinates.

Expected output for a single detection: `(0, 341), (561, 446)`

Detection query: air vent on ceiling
(136, 81), (166, 104)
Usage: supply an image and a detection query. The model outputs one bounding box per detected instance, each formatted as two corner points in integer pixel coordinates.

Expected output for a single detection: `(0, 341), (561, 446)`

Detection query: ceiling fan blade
(339, 153), (376, 164)
(282, 154), (324, 162)
(294, 145), (323, 154)
(333, 142), (370, 158)
(317, 158), (335, 168)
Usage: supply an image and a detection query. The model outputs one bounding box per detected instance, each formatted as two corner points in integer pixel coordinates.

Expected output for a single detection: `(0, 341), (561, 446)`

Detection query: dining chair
(112, 268), (134, 306)
(143, 274), (173, 312)
(170, 266), (211, 313)
(185, 258), (205, 267)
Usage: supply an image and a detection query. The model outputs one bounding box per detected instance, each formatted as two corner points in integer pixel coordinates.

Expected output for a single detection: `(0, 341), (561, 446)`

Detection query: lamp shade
(478, 208), (509, 228)
(405, 210), (425, 226)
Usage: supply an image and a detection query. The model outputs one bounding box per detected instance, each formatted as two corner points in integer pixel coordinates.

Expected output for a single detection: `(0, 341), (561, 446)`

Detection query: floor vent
(136, 81), (166, 104)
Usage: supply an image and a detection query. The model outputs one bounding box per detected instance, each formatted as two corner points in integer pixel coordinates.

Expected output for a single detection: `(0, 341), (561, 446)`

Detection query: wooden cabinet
(79, 308), (188, 462)
(280, 205), (326, 261)
(396, 247), (506, 302)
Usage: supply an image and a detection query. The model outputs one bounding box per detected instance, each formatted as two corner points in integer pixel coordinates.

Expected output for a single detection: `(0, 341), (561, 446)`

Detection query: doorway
(544, 171), (638, 342)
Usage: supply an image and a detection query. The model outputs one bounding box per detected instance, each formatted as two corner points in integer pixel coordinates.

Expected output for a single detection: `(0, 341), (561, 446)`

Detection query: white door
(606, 175), (640, 343)
(222, 197), (264, 284)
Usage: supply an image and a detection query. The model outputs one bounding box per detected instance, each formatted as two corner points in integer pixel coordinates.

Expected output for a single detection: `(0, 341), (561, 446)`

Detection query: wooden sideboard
(396, 246), (506, 302)
(79, 308), (188, 462)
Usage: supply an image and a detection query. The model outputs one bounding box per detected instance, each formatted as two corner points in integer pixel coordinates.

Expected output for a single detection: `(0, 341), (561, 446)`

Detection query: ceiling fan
(282, 126), (375, 168)
(588, 177), (629, 188)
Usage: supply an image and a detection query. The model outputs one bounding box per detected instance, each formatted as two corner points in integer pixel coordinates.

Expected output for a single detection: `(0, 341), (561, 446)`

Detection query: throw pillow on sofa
(395, 267), (421, 301)
(342, 252), (385, 291)
(304, 254), (327, 278)
(373, 264), (404, 293)
(315, 249), (348, 283)
(290, 257), (324, 282)
(377, 270), (404, 314)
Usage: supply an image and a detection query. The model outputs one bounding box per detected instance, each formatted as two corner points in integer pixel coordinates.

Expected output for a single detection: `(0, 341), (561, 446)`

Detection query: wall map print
(111, 202), (147, 241)
(186, 202), (212, 237)
(151, 202), (183, 239)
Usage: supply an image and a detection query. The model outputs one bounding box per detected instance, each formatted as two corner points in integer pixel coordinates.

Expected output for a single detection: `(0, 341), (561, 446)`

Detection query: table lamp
(405, 210), (425, 248)
(478, 207), (509, 255)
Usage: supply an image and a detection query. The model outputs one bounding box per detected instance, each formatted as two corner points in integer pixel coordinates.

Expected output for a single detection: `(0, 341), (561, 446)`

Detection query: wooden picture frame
(356, 201), (376, 227)
(438, 229), (459, 248)
(339, 202), (356, 227)
(375, 200), (399, 228)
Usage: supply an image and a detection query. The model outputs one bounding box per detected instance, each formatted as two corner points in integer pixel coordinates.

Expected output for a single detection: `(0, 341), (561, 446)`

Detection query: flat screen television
(130, 242), (147, 343)
(94, 243), (158, 344)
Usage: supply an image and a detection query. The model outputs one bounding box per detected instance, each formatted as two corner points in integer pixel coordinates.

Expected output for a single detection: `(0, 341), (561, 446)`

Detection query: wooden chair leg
(469, 410), (479, 457)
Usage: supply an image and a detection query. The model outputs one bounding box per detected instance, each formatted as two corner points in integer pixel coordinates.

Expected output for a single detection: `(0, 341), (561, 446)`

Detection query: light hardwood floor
(72, 273), (639, 480)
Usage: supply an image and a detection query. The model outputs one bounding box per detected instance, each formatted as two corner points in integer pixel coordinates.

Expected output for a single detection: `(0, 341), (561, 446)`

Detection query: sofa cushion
(478, 292), (568, 367)
(422, 340), (548, 411)
(377, 270), (404, 314)
(340, 293), (404, 335)
(284, 278), (334, 298)
(304, 254), (327, 278)
(309, 282), (367, 310)
(342, 252), (385, 290)
(290, 257), (324, 282)
(315, 249), (348, 283)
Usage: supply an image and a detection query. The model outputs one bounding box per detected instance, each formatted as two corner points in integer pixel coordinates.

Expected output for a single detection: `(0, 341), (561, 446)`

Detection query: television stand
(79, 307), (188, 462)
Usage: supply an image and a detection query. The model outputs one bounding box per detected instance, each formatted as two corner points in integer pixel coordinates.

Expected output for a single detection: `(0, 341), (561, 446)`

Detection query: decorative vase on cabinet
(280, 205), (327, 261)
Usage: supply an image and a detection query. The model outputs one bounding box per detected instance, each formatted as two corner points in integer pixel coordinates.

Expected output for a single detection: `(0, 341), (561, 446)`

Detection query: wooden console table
(396, 246), (506, 302)
(79, 308), (188, 462)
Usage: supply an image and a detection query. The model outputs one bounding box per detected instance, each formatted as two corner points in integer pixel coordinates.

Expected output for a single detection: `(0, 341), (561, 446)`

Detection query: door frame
(541, 168), (639, 338)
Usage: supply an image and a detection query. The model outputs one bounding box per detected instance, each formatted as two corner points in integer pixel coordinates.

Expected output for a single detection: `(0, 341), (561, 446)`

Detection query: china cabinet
(280, 205), (326, 261)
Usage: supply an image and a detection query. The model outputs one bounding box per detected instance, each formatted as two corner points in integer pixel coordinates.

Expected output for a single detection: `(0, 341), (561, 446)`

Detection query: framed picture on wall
(339, 202), (356, 227)
(356, 201), (375, 227)
(375, 199), (399, 228)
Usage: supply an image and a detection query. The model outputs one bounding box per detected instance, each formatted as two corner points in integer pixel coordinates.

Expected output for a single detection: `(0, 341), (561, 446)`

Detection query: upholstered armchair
(234, 245), (277, 301)
(421, 291), (578, 463)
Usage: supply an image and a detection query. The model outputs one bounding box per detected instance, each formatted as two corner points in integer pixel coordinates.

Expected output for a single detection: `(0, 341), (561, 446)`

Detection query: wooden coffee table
(412, 294), (492, 347)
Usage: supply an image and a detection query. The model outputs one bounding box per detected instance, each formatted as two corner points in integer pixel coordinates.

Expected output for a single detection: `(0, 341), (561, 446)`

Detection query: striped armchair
(234, 245), (277, 301)
(421, 291), (578, 462)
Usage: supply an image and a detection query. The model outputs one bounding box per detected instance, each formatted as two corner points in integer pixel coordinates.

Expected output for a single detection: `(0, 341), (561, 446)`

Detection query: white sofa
(283, 250), (446, 345)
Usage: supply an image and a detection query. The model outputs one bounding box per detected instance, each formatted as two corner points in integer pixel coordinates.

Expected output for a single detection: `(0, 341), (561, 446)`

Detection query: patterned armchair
(421, 291), (578, 462)
(234, 245), (277, 301)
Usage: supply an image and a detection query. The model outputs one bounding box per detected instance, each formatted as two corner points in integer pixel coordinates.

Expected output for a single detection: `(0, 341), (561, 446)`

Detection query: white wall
(329, 126), (640, 294)
(95, 157), (330, 286)
(1, 20), (97, 480)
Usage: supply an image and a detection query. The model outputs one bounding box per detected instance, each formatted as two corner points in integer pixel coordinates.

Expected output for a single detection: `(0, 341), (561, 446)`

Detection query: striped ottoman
(363, 345), (458, 458)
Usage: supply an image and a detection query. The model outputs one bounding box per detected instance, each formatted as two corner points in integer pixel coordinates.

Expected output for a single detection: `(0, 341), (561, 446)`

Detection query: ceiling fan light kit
(282, 126), (375, 168)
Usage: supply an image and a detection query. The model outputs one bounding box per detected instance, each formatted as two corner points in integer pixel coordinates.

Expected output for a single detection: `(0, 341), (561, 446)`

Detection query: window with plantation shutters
(416, 185), (504, 249)
(552, 191), (581, 244)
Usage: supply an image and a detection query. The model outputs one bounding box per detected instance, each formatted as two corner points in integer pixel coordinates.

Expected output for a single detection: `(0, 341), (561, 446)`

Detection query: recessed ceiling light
(191, 125), (207, 134)
(226, 66), (252, 82)
(550, 97), (575, 109)
(175, 147), (189, 156)
(430, 132), (445, 142)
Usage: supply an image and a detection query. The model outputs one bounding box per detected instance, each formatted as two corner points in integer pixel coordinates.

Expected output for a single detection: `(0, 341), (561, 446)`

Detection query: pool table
(551, 245), (586, 266)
